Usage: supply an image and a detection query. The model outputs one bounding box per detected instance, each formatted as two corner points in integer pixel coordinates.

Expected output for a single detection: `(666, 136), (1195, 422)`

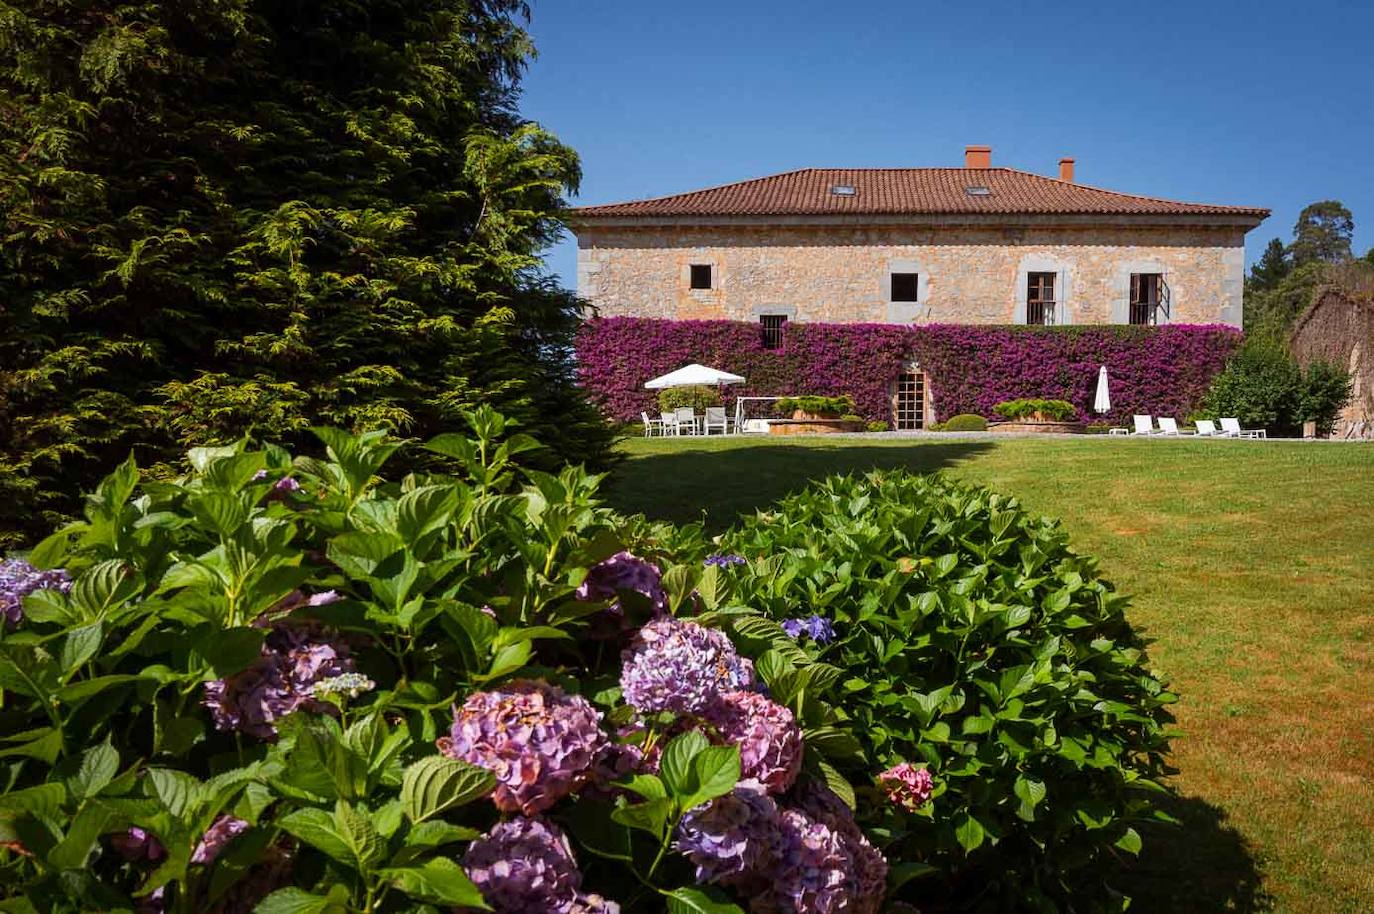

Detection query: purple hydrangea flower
(781, 784), (889, 914)
(437, 679), (607, 815)
(463, 817), (585, 913)
(704, 691), (803, 795)
(111, 827), (165, 863)
(203, 622), (353, 740)
(760, 808), (853, 914)
(191, 815), (248, 865)
(576, 551), (667, 614)
(0, 557), (72, 628)
(674, 779), (783, 886)
(253, 469), (301, 495)
(704, 553), (747, 568)
(569, 894), (621, 914)
(619, 617), (754, 715)
(782, 614), (835, 644)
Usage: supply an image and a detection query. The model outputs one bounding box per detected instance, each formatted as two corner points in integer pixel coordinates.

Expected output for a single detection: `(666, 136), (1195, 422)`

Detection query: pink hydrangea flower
(674, 779), (784, 887)
(576, 550), (666, 614)
(878, 761), (934, 811)
(438, 680), (607, 815)
(704, 691), (803, 794)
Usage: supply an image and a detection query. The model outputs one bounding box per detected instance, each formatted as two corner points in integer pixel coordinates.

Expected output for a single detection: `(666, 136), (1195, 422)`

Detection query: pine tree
(1289, 200), (1354, 266)
(1247, 237), (1291, 292)
(0, 0), (611, 546)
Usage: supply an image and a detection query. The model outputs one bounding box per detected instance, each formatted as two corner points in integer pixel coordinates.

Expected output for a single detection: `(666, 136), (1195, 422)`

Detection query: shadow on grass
(1108, 792), (1273, 913)
(605, 441), (996, 532)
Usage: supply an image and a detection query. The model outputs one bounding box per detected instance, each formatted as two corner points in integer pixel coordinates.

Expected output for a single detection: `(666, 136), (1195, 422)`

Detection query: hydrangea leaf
(400, 756), (495, 824)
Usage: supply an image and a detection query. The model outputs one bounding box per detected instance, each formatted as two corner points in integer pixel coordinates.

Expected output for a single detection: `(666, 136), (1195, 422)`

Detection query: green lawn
(605, 434), (1374, 914)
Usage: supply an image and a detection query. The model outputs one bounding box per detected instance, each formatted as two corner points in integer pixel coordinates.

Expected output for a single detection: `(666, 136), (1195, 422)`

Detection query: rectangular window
(1026, 272), (1057, 325)
(689, 264), (713, 290)
(759, 314), (787, 350)
(890, 272), (920, 302)
(1130, 273), (1163, 325)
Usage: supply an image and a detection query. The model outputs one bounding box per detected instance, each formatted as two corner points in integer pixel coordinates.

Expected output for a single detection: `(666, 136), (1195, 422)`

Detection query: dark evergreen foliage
(0, 0), (611, 547)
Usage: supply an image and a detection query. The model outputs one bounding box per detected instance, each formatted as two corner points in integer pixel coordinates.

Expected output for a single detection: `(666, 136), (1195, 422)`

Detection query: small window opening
(759, 314), (787, 350)
(689, 264), (712, 290)
(890, 272), (920, 303)
(1129, 273), (1165, 325)
(1026, 272), (1057, 325)
(830, 184), (856, 196)
(964, 186), (992, 196)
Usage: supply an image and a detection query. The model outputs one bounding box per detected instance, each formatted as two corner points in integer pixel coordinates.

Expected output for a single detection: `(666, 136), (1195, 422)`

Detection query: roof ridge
(571, 167), (817, 210)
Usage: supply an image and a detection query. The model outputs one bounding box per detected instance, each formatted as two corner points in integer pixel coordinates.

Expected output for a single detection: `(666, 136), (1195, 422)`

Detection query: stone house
(570, 146), (1267, 428)
(572, 146), (1267, 330)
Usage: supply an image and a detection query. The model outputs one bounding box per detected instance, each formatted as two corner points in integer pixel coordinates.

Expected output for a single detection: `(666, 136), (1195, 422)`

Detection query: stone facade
(1290, 286), (1374, 438)
(576, 222), (1248, 327)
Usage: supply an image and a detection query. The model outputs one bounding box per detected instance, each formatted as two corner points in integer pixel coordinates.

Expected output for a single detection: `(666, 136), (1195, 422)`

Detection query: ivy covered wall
(575, 318), (1242, 425)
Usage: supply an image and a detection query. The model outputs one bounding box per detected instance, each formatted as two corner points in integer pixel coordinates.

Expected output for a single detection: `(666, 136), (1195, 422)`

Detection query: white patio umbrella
(1093, 365), (1111, 414)
(644, 363), (746, 389)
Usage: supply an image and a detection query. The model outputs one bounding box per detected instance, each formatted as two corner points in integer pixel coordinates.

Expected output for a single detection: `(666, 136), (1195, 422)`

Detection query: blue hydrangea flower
(782, 614), (835, 644)
(704, 553), (747, 568)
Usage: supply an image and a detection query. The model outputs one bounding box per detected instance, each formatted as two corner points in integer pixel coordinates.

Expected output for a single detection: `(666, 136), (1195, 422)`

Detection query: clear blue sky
(520, 0), (1374, 286)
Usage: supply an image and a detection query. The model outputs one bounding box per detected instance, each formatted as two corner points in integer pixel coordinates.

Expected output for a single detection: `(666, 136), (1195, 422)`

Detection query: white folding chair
(675, 407), (698, 435)
(661, 411), (679, 436)
(704, 406), (729, 435)
(641, 411), (664, 437)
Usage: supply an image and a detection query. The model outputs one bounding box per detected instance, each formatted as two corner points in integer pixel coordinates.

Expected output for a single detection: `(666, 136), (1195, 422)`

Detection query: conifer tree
(0, 0), (610, 545)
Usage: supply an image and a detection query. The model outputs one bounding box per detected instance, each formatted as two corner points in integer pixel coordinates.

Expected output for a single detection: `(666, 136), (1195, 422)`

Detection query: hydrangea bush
(0, 408), (892, 914)
(715, 472), (1177, 911)
(575, 317), (1241, 426)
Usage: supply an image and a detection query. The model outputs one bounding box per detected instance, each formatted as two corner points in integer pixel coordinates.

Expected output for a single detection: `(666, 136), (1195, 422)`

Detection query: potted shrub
(990, 398), (1084, 432)
(775, 394), (856, 420)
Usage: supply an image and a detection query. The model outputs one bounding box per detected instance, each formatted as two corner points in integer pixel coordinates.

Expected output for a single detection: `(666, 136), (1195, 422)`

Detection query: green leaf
(193, 627), (265, 677)
(0, 783), (67, 818)
(400, 756), (495, 823)
(59, 621), (103, 671)
(253, 886), (351, 914)
(1115, 826), (1142, 855)
(404, 820), (480, 848)
(1014, 774), (1046, 821)
(610, 797), (672, 837)
(383, 858), (488, 908)
(683, 745), (740, 810)
(659, 730), (709, 797)
(621, 774), (668, 801)
(277, 807), (355, 867)
(664, 886), (748, 913)
(69, 741), (120, 800)
(70, 560), (139, 617)
(477, 640), (530, 682)
(334, 800), (385, 872)
(953, 810), (986, 852)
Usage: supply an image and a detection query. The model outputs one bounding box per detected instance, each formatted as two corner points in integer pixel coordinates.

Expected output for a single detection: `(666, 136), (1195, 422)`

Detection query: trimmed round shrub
(718, 471), (1176, 911)
(936, 413), (988, 432)
(865, 421), (889, 433)
(657, 384), (722, 412)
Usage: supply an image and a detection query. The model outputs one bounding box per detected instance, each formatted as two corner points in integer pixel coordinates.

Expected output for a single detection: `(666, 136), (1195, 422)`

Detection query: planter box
(768, 418), (866, 435)
(990, 420), (1086, 434)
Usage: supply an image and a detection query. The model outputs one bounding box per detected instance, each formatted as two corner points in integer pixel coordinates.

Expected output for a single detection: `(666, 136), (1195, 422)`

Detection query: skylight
(830, 184), (856, 196)
(964, 186), (992, 196)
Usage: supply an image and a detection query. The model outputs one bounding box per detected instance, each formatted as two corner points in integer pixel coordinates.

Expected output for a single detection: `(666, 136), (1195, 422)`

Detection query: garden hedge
(575, 318), (1241, 426)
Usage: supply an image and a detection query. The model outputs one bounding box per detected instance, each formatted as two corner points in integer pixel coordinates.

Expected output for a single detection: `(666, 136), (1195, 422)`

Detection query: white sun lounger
(1220, 417), (1266, 439)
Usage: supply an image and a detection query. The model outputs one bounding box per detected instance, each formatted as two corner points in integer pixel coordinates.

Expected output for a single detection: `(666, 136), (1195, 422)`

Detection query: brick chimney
(1058, 157), (1075, 182)
(964, 145), (991, 169)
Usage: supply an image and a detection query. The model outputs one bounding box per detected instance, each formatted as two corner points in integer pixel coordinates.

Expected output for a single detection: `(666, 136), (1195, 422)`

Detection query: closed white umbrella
(644, 363), (746, 389)
(1093, 365), (1111, 414)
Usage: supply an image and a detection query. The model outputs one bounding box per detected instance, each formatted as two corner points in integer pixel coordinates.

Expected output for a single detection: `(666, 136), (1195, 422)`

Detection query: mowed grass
(605, 434), (1374, 914)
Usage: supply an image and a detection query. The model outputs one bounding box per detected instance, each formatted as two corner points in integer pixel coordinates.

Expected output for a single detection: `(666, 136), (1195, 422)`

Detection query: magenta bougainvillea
(575, 318), (1242, 425)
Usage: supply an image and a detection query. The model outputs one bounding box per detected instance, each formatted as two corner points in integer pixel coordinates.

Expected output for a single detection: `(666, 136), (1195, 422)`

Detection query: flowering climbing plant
(0, 409), (918, 914)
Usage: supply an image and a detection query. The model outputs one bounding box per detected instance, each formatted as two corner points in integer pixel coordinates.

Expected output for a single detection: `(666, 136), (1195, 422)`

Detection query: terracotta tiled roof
(572, 168), (1268, 220)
